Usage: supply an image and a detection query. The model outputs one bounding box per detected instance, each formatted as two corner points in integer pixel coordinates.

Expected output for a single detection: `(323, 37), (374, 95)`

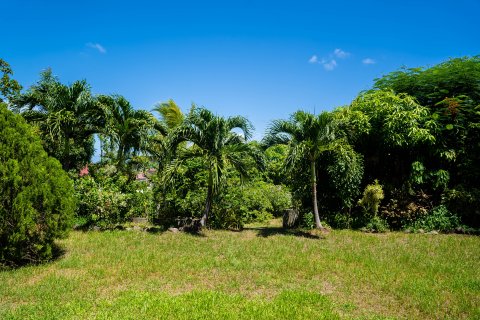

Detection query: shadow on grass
(183, 229), (207, 237)
(0, 243), (66, 272)
(245, 227), (324, 239)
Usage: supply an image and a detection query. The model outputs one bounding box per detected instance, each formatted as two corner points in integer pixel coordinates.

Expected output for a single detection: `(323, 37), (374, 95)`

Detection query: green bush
(407, 205), (460, 232)
(74, 175), (130, 227)
(358, 180), (384, 218)
(74, 164), (158, 227)
(0, 104), (75, 266)
(442, 187), (480, 227)
(379, 189), (432, 229)
(209, 181), (291, 229)
(364, 216), (389, 233)
(299, 211), (315, 229)
(212, 182), (276, 228)
(264, 184), (292, 216)
(126, 181), (155, 220)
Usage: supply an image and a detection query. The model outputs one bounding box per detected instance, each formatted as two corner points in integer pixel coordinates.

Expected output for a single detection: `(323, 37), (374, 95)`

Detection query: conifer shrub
(358, 180), (384, 218)
(0, 104), (75, 267)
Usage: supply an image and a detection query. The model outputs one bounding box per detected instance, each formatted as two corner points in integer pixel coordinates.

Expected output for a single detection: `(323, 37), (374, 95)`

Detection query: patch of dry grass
(1, 221), (479, 319)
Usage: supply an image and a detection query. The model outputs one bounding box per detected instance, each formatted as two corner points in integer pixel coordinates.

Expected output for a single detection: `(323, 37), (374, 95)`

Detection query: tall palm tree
(149, 99), (184, 171)
(153, 99), (185, 130)
(168, 107), (264, 227)
(264, 111), (339, 229)
(97, 95), (162, 171)
(14, 70), (105, 171)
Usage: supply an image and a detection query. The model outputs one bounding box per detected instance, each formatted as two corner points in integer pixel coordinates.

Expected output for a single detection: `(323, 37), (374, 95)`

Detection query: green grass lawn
(1, 220), (479, 319)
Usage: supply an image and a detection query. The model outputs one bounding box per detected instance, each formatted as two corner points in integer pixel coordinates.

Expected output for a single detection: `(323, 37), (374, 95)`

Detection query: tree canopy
(0, 103), (75, 266)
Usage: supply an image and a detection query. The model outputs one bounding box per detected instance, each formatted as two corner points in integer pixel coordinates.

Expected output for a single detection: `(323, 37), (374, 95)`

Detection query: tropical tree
(13, 70), (105, 171)
(264, 111), (343, 229)
(167, 107), (264, 227)
(0, 58), (22, 103)
(149, 99), (185, 170)
(153, 99), (185, 130)
(97, 95), (162, 171)
(372, 58), (480, 226)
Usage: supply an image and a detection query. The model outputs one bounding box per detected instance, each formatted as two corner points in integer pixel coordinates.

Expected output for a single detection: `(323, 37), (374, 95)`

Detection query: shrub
(407, 205), (461, 232)
(0, 104), (75, 266)
(263, 184), (292, 216)
(363, 216), (389, 233)
(74, 175), (130, 227)
(126, 181), (155, 220)
(358, 180), (384, 217)
(212, 182), (276, 228)
(299, 211), (315, 229)
(380, 189), (432, 229)
(442, 187), (480, 227)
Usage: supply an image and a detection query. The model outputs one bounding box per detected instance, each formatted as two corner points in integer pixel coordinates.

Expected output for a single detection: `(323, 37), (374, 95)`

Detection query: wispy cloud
(334, 48), (350, 59)
(309, 48), (349, 71)
(308, 55), (318, 64)
(86, 42), (106, 54)
(322, 59), (337, 71)
(362, 58), (376, 65)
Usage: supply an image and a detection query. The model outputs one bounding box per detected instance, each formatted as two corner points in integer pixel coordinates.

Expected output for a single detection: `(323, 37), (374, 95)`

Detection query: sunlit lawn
(1, 220), (479, 319)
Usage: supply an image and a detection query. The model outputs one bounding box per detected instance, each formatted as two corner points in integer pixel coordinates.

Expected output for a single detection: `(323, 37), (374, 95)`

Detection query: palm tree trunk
(311, 159), (323, 229)
(201, 170), (213, 228)
(63, 134), (71, 171)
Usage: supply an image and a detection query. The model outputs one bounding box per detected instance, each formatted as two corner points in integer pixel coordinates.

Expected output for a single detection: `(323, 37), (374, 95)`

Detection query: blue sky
(2, 0), (480, 140)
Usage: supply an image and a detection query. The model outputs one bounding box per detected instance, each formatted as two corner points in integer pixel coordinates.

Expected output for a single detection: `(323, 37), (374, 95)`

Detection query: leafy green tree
(1, 103), (75, 266)
(264, 144), (289, 185)
(348, 90), (435, 186)
(372, 58), (480, 226)
(373, 56), (480, 107)
(168, 107), (264, 227)
(372, 57), (480, 186)
(0, 59), (22, 103)
(264, 111), (345, 229)
(13, 70), (106, 171)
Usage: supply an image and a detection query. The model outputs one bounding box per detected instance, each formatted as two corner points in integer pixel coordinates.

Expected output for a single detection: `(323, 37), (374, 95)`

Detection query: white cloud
(309, 49), (348, 70)
(334, 48), (350, 59)
(362, 58), (376, 65)
(86, 42), (106, 54)
(308, 55), (318, 63)
(322, 59), (337, 71)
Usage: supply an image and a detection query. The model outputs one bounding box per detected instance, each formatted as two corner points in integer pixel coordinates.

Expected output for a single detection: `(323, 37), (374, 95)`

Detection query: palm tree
(168, 107), (264, 227)
(14, 70), (105, 170)
(153, 99), (185, 130)
(97, 95), (162, 171)
(264, 111), (339, 229)
(149, 99), (184, 171)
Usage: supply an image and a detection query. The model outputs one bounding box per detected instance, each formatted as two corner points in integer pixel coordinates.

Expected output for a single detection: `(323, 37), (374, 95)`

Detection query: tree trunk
(311, 159), (323, 229)
(283, 208), (299, 228)
(63, 134), (71, 171)
(201, 171), (213, 228)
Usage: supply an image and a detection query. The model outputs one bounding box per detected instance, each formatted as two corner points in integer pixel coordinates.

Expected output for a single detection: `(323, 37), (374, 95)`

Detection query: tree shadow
(0, 243), (66, 272)
(246, 227), (324, 239)
(183, 229), (207, 237)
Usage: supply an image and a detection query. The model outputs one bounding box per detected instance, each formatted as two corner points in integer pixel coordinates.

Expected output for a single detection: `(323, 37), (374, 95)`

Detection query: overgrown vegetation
(1, 55), (480, 266)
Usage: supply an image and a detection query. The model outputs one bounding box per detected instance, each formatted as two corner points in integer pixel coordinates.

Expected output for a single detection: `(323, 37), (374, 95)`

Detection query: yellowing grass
(1, 224), (479, 319)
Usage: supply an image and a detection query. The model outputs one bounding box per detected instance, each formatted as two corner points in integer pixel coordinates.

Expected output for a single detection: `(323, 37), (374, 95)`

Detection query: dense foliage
(1, 55), (479, 234)
(370, 56), (480, 228)
(13, 70), (106, 171)
(165, 107), (265, 227)
(74, 164), (155, 228)
(0, 103), (75, 266)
